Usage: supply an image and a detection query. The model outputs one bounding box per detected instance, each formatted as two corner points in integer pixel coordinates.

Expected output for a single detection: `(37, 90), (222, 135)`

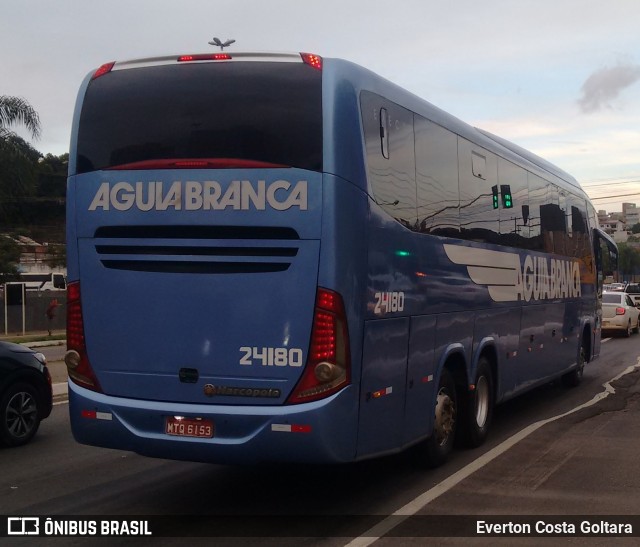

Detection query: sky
(2, 0), (639, 213)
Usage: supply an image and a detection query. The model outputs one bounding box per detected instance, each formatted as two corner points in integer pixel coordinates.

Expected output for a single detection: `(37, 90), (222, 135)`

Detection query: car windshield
(625, 284), (640, 294)
(603, 293), (623, 304)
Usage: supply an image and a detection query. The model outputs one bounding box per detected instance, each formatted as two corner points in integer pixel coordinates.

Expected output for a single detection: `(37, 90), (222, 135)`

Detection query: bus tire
(562, 344), (585, 388)
(460, 358), (493, 448)
(413, 367), (457, 468)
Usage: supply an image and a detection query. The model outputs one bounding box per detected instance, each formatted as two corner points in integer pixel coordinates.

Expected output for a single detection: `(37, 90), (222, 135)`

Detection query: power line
(589, 192), (640, 201)
(581, 174), (640, 184)
(582, 180), (640, 189)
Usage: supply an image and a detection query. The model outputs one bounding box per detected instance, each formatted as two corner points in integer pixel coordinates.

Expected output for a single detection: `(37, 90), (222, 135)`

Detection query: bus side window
(415, 116), (460, 237)
(472, 152), (486, 179)
(560, 192), (571, 238)
(539, 184), (564, 255)
(379, 108), (389, 159)
(497, 159), (529, 248)
(458, 138), (499, 244)
(360, 91), (417, 229)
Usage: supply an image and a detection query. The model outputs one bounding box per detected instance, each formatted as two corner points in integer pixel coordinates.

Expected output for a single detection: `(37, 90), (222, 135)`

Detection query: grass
(1, 333), (66, 344)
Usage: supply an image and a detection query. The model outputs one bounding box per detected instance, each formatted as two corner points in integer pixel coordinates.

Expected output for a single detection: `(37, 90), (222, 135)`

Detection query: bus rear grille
(94, 225), (299, 274)
(99, 260), (291, 274)
(94, 225), (300, 240)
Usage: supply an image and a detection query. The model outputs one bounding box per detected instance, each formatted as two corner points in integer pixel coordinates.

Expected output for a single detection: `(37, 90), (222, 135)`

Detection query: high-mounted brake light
(300, 53), (322, 70)
(106, 158), (288, 170)
(287, 288), (350, 404)
(65, 282), (102, 392)
(92, 62), (115, 80)
(178, 53), (232, 62)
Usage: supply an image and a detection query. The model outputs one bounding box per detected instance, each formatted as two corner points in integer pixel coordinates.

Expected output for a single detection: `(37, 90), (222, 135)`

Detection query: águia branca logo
(88, 180), (308, 211)
(443, 244), (581, 303)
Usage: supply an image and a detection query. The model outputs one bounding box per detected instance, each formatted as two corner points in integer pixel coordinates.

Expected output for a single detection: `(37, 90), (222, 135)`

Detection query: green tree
(38, 152), (68, 197)
(0, 96), (42, 279)
(631, 223), (640, 234)
(0, 96), (42, 209)
(617, 243), (640, 280)
(0, 236), (21, 285)
(46, 243), (66, 268)
(0, 96), (41, 141)
(0, 134), (41, 200)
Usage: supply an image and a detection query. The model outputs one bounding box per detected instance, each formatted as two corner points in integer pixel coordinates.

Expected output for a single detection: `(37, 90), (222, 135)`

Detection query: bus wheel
(460, 358), (493, 448)
(413, 368), (457, 468)
(562, 345), (585, 388)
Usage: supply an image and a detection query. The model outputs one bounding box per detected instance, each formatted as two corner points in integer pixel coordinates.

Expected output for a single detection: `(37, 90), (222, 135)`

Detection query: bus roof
(75, 51), (587, 200)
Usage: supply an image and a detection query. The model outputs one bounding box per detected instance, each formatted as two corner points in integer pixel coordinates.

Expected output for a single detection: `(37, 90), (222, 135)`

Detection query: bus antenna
(209, 37), (236, 50)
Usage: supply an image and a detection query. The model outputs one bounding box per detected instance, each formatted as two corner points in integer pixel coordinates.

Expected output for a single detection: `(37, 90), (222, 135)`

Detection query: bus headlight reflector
(65, 350), (81, 369)
(314, 362), (339, 382)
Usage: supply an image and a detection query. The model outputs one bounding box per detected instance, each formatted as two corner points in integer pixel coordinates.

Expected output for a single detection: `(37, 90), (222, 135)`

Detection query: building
(599, 218), (628, 243)
(623, 203), (639, 230)
(2, 234), (66, 276)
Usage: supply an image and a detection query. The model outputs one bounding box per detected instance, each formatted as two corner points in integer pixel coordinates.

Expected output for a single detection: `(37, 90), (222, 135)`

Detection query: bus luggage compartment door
(357, 318), (409, 457)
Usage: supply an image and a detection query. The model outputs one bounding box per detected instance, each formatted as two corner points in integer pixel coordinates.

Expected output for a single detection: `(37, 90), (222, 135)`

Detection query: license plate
(165, 417), (214, 438)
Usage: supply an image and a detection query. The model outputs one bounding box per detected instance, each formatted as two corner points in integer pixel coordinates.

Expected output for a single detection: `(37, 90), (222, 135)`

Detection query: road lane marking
(345, 358), (640, 546)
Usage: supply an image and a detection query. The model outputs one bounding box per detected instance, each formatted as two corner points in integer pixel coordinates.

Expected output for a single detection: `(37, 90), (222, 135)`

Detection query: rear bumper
(601, 317), (631, 332)
(68, 381), (359, 464)
(38, 370), (53, 419)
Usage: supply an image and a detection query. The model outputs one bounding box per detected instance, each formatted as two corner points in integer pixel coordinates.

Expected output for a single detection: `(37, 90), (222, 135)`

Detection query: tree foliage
(617, 243), (640, 278)
(0, 95), (46, 279)
(0, 134), (40, 201)
(0, 96), (41, 140)
(0, 95), (43, 203)
(0, 236), (21, 284)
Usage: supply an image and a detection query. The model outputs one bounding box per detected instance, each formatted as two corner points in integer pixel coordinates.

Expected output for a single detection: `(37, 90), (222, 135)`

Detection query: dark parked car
(0, 341), (52, 446)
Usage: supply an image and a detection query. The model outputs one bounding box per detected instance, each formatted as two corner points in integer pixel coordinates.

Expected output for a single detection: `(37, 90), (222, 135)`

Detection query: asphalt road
(40, 342), (66, 365)
(3, 334), (640, 545)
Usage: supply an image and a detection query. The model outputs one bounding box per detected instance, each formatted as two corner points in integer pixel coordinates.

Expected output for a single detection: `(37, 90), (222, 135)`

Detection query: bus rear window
(76, 62), (322, 174)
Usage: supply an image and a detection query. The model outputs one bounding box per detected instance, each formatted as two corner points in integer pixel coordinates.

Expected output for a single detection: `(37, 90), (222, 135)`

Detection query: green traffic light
(500, 185), (513, 208)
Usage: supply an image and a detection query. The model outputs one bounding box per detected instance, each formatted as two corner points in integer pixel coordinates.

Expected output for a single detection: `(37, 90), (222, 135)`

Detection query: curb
(53, 381), (68, 403)
(24, 340), (67, 349)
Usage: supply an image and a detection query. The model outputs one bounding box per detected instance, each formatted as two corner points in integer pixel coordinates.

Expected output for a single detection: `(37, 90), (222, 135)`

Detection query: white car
(602, 291), (640, 337)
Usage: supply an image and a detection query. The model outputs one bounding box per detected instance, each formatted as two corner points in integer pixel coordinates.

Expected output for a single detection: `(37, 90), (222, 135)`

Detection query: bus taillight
(65, 282), (102, 392)
(92, 62), (115, 80)
(287, 288), (350, 404)
(300, 53), (322, 70)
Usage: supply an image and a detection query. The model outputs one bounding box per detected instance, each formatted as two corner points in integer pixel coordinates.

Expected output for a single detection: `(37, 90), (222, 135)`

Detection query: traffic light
(491, 185), (499, 209)
(501, 185), (513, 208)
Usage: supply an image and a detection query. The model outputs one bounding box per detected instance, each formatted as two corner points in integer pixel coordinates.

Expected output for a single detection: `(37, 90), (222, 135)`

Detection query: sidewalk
(49, 361), (68, 403)
(1, 331), (69, 403)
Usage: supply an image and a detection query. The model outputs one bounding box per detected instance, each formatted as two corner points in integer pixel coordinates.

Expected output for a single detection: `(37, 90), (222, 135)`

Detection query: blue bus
(66, 52), (617, 466)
